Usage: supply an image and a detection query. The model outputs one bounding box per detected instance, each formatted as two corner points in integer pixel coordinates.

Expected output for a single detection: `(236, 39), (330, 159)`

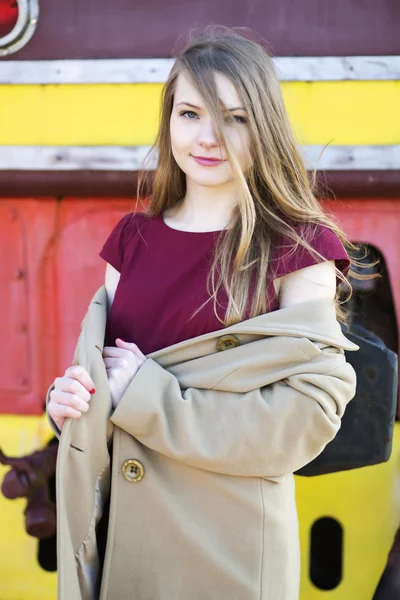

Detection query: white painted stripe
(0, 56), (399, 84)
(0, 145), (398, 171)
(302, 145), (400, 171)
(0, 146), (155, 171)
(275, 56), (400, 82)
(0, 59), (174, 84)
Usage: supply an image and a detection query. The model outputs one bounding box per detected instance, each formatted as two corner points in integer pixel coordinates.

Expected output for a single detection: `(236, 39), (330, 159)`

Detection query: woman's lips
(191, 155), (225, 167)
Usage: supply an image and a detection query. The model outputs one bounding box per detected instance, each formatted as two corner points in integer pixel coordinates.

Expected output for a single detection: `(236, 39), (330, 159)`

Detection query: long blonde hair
(138, 26), (369, 327)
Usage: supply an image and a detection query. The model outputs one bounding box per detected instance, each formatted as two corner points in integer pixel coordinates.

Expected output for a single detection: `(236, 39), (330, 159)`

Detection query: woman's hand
(103, 339), (146, 408)
(47, 365), (96, 432)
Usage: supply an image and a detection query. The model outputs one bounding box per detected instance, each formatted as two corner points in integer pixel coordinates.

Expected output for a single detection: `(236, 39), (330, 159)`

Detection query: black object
(373, 526), (400, 599)
(0, 441), (58, 538)
(296, 324), (398, 477)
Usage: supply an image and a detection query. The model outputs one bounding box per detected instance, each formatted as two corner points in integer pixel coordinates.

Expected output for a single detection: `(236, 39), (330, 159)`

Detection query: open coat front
(46, 285), (358, 600)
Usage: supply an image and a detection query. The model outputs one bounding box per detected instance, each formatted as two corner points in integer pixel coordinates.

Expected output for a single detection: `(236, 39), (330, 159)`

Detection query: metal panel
(323, 198), (400, 383)
(0, 204), (30, 398)
(0, 170), (400, 199)
(0, 200), (57, 414)
(0, 196), (399, 418)
(2, 0), (400, 60)
(0, 198), (134, 415)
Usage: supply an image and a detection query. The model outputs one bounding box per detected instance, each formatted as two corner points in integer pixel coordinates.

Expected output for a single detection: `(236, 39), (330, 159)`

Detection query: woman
(47, 27), (358, 600)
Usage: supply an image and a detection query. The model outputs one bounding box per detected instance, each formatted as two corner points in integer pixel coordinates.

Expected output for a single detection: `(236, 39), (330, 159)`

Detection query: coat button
(217, 334), (240, 352)
(121, 459), (144, 483)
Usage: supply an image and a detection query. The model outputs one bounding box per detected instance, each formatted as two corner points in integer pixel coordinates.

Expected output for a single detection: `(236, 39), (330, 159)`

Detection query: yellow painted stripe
(282, 81), (400, 145)
(0, 81), (399, 146)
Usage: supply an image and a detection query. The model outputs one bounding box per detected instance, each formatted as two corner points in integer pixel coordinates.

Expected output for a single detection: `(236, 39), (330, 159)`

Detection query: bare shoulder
(277, 260), (336, 309)
(105, 262), (121, 313)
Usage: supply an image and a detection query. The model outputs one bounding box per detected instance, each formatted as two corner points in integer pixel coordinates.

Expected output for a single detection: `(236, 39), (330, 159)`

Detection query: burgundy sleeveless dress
(99, 211), (350, 354)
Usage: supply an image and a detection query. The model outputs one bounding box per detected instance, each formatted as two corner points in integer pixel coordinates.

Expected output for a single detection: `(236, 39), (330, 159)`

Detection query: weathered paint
(1, 144), (399, 172)
(1, 197), (399, 417)
(1, 56), (399, 83)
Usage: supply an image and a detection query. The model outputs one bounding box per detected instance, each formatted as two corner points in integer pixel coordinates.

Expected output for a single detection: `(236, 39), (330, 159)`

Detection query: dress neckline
(157, 212), (225, 235)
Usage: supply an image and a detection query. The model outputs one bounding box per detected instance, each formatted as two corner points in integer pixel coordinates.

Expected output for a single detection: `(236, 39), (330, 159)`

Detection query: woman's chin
(187, 171), (232, 188)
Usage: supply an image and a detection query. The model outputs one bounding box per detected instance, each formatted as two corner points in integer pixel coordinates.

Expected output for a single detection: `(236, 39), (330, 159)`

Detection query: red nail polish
(90, 388), (96, 395)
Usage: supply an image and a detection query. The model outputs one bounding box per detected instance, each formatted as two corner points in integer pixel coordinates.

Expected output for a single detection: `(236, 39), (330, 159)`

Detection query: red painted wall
(1, 197), (399, 416)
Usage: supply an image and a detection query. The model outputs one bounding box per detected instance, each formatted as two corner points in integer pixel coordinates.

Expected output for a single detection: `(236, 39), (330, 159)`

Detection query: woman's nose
(197, 120), (220, 148)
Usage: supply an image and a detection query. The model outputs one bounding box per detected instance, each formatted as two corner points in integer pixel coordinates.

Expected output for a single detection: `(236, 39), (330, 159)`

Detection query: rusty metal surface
(2, 0), (400, 60)
(0, 170), (399, 198)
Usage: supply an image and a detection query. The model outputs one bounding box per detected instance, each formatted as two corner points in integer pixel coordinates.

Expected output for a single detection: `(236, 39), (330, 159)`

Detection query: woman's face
(170, 71), (252, 188)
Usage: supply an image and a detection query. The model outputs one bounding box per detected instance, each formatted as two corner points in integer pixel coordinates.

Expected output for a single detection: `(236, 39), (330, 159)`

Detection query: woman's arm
(109, 259), (354, 478)
(110, 343), (355, 477)
(277, 260), (336, 308)
(45, 263), (120, 436)
(105, 262), (120, 313)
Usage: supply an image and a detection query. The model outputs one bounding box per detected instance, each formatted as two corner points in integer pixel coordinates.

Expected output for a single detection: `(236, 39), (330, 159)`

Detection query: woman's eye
(223, 114), (247, 124)
(179, 110), (247, 124)
(180, 110), (198, 119)
(232, 115), (247, 124)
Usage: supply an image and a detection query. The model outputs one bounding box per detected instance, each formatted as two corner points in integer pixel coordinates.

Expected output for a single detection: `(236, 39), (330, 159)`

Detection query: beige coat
(46, 285), (358, 600)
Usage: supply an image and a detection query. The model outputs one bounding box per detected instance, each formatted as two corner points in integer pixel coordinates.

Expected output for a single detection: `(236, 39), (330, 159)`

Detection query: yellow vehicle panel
(297, 422), (400, 599)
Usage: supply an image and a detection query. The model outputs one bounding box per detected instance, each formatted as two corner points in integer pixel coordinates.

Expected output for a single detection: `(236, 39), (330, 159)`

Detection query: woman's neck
(165, 182), (239, 232)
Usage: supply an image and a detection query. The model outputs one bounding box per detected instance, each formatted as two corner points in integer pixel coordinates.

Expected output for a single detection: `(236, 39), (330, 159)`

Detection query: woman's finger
(51, 390), (90, 413)
(102, 356), (124, 369)
(102, 346), (125, 358)
(103, 356), (142, 369)
(48, 400), (82, 420)
(115, 339), (146, 360)
(102, 346), (140, 360)
(56, 374), (93, 401)
(64, 365), (96, 394)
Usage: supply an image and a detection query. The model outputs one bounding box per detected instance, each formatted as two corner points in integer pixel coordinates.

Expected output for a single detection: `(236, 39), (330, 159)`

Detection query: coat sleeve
(45, 382), (62, 440)
(110, 344), (357, 477)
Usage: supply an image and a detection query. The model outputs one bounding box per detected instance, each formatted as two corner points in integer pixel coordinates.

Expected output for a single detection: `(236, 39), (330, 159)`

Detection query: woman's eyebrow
(176, 101), (201, 109)
(175, 101), (246, 112)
